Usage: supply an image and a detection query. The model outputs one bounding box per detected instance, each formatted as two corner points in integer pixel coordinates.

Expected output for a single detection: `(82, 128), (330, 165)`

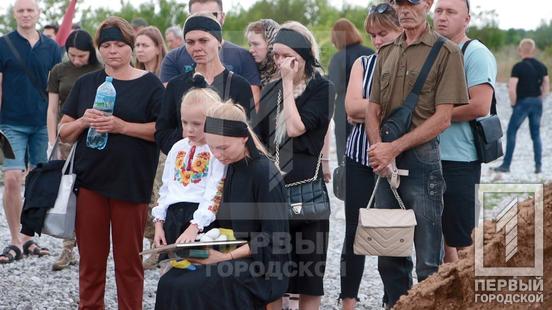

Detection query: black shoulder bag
(462, 40), (504, 163)
(380, 36), (445, 142)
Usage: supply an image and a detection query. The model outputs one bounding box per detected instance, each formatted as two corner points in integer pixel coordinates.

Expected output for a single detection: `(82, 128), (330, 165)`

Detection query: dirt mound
(394, 183), (552, 310)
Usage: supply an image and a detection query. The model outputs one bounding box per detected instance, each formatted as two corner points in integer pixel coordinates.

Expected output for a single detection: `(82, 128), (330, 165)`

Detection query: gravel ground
(0, 83), (549, 309)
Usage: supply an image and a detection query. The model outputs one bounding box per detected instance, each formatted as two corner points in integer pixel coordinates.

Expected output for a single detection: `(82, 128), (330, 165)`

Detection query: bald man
(0, 0), (62, 263)
(493, 38), (549, 173)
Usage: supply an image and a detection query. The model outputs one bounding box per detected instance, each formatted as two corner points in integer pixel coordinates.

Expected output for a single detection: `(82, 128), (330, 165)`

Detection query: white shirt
(152, 138), (226, 230)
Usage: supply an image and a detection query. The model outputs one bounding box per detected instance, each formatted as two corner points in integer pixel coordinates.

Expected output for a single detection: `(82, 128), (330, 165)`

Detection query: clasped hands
(368, 141), (401, 177)
(80, 108), (126, 134)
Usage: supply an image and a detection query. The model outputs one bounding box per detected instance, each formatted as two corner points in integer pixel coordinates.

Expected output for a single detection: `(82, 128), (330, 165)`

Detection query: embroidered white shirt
(152, 138), (226, 230)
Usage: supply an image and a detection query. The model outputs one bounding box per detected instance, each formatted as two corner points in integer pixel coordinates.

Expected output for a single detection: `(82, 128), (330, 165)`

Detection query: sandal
(22, 240), (50, 257)
(0, 245), (23, 264)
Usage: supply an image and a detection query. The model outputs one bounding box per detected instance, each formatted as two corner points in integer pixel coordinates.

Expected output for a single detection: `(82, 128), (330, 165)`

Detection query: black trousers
(339, 157), (376, 299)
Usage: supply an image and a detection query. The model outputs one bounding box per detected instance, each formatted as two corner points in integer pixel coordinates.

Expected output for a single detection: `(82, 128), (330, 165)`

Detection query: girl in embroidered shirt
(152, 86), (226, 248)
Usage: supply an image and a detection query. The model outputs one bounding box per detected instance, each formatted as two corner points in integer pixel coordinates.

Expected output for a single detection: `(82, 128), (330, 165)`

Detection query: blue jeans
(0, 124), (48, 171)
(502, 97), (543, 169)
(375, 139), (444, 307)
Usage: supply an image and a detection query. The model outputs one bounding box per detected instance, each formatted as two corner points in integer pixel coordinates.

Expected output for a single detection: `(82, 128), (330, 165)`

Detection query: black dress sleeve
(300, 79), (335, 131)
(155, 79), (183, 154)
(230, 74), (254, 119)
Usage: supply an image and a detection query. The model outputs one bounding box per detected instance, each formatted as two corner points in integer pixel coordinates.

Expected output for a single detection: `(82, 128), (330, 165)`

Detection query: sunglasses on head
(392, 0), (422, 5)
(369, 3), (393, 14)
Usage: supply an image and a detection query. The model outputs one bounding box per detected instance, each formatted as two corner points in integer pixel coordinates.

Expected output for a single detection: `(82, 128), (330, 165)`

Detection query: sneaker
(51, 248), (76, 271)
(491, 166), (509, 173)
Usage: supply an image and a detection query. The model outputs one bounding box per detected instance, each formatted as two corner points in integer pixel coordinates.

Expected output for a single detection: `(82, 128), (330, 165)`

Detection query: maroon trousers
(75, 188), (147, 310)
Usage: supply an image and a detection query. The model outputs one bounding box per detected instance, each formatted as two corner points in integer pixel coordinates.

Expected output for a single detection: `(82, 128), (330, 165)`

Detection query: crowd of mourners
(0, 0), (549, 309)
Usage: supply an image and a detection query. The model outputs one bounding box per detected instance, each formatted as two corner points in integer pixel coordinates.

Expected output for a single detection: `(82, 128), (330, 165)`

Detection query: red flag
(55, 0), (78, 46)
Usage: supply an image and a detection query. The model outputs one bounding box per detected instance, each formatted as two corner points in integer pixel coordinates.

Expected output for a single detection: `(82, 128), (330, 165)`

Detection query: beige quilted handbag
(353, 176), (417, 257)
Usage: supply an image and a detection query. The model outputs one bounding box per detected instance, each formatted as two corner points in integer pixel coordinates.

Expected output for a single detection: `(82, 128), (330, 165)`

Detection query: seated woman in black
(155, 13), (254, 154)
(155, 102), (290, 310)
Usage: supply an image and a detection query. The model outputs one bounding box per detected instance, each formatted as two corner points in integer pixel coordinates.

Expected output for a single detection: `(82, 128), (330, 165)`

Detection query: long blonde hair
(206, 102), (268, 157)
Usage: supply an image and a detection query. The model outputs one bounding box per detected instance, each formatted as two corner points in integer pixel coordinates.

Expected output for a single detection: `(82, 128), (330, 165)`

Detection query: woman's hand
(322, 159), (331, 183)
(79, 108), (104, 128)
(187, 249), (231, 265)
(92, 114), (127, 134)
(175, 224), (200, 244)
(153, 222), (167, 248)
(280, 56), (299, 82)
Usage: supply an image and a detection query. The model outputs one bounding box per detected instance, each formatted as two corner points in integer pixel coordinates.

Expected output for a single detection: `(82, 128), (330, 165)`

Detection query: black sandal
(0, 245), (23, 264)
(22, 240), (50, 257)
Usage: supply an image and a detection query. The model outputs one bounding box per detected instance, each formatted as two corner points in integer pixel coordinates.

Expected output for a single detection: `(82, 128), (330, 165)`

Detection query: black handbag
(332, 164), (345, 201)
(274, 90), (331, 221)
(461, 40), (504, 163)
(380, 37), (445, 142)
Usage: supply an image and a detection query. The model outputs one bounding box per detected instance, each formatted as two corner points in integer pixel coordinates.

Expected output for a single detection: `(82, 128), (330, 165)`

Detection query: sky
(2, 0), (552, 30)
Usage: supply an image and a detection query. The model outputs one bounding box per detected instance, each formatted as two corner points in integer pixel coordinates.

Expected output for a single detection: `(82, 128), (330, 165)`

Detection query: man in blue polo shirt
(435, 0), (497, 263)
(160, 0), (261, 103)
(0, 0), (62, 264)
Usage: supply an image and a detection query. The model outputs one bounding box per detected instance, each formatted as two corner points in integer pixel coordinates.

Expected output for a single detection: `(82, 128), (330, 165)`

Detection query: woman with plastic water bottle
(58, 16), (164, 310)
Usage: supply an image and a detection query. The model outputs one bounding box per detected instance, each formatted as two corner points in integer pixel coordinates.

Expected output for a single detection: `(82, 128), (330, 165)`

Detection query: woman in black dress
(254, 21), (335, 309)
(155, 13), (253, 154)
(155, 103), (290, 310)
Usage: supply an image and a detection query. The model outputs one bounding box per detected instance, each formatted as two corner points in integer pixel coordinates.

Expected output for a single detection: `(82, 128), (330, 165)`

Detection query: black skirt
(155, 261), (266, 310)
(159, 202), (198, 261)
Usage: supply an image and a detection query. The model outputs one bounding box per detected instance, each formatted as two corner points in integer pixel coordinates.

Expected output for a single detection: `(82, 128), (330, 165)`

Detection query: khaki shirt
(370, 25), (469, 128)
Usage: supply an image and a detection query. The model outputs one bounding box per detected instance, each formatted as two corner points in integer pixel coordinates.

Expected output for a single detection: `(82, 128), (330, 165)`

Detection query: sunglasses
(369, 3), (393, 14)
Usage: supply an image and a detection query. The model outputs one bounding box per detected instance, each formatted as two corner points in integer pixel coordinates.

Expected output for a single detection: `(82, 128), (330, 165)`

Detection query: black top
(62, 70), (164, 203)
(511, 57), (548, 100)
(155, 69), (253, 154)
(254, 74), (335, 184)
(328, 43), (374, 96)
(217, 155), (290, 303)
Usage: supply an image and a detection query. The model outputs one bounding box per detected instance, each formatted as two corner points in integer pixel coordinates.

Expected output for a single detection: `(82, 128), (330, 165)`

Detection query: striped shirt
(345, 54), (377, 166)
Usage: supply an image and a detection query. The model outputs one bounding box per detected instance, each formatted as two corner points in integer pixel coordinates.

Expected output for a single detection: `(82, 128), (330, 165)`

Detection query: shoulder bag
(274, 89), (331, 222)
(380, 36), (445, 142)
(353, 176), (417, 257)
(462, 40), (504, 163)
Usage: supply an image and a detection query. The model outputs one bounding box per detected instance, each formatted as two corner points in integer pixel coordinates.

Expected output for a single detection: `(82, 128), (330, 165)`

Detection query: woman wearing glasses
(339, 4), (402, 309)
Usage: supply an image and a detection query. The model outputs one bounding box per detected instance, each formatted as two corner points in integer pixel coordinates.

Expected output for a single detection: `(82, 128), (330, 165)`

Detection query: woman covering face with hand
(254, 21), (335, 310)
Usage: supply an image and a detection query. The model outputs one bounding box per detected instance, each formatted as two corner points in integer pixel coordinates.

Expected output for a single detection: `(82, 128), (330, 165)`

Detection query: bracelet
(153, 218), (165, 224)
(321, 158), (330, 161)
(229, 251), (235, 260)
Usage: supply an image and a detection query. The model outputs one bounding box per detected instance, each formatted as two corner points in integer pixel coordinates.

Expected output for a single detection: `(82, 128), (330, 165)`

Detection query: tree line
(1, 0), (551, 75)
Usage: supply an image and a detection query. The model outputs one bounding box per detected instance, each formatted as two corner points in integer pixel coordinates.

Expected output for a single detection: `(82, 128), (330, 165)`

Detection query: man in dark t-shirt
(160, 0), (261, 102)
(493, 38), (549, 173)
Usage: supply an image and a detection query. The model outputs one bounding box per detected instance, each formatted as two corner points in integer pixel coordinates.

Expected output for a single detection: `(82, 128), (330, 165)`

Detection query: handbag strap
(61, 143), (77, 175)
(366, 176), (406, 210)
(403, 36), (446, 111)
(273, 88), (323, 188)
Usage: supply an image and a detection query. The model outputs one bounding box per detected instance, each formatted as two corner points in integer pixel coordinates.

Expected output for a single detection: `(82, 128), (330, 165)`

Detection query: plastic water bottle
(86, 76), (116, 150)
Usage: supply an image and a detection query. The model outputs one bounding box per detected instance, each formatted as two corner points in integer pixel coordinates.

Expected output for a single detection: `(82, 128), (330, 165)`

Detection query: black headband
(183, 16), (222, 42)
(98, 27), (132, 47)
(273, 28), (313, 63)
(204, 116), (260, 158)
(204, 117), (248, 137)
